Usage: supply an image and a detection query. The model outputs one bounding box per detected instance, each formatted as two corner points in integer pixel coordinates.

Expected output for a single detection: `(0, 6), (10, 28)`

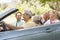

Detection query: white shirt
(44, 19), (60, 25)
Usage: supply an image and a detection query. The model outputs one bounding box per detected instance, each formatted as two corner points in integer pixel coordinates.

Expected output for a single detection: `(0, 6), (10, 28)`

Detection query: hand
(0, 27), (3, 31)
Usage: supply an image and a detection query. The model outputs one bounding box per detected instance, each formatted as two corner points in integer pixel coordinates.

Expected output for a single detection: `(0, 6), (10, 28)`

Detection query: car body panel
(0, 22), (60, 40)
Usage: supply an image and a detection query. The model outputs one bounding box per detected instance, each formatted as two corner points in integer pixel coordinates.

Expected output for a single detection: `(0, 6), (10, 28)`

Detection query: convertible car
(0, 8), (60, 40)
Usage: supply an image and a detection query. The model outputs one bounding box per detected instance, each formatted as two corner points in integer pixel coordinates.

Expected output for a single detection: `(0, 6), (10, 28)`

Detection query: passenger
(42, 12), (50, 24)
(12, 12), (25, 27)
(21, 10), (38, 29)
(44, 10), (60, 25)
(33, 15), (43, 26)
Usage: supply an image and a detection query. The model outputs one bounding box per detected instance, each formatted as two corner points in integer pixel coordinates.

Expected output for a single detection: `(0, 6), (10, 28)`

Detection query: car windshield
(0, 8), (19, 31)
(2, 9), (16, 24)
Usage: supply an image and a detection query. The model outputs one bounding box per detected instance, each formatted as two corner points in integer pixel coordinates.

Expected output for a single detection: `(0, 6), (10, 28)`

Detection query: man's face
(16, 13), (21, 20)
(23, 13), (29, 21)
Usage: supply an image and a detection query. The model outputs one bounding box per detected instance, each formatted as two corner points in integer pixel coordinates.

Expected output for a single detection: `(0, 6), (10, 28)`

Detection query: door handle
(45, 28), (55, 33)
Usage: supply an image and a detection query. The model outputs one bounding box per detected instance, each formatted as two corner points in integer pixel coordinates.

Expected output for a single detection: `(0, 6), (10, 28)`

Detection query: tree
(39, 0), (60, 11)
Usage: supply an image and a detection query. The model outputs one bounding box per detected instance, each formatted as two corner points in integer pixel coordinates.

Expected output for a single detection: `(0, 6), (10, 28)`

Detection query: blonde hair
(49, 10), (58, 19)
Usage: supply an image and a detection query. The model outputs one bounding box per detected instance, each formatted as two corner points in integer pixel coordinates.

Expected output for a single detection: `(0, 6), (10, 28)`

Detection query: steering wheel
(0, 21), (7, 32)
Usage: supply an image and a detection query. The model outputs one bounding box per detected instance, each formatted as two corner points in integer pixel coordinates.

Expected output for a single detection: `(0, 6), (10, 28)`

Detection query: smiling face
(23, 13), (30, 22)
(15, 12), (22, 21)
(43, 12), (50, 21)
(23, 10), (32, 22)
(49, 10), (58, 20)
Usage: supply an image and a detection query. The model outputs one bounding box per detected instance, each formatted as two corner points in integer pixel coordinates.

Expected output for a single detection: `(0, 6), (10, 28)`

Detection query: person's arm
(5, 23), (24, 30)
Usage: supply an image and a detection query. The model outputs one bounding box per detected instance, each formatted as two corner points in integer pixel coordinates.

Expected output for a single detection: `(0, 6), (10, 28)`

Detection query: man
(22, 10), (38, 29)
(12, 12), (25, 27)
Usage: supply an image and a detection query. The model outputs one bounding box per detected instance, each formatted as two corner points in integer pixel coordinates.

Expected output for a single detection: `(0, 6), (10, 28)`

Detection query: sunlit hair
(49, 10), (58, 19)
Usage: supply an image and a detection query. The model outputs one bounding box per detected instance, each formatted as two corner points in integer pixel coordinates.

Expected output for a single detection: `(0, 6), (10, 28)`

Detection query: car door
(0, 22), (60, 40)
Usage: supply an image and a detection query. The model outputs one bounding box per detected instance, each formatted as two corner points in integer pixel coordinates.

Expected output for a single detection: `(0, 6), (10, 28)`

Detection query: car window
(3, 13), (16, 24)
(0, 8), (17, 24)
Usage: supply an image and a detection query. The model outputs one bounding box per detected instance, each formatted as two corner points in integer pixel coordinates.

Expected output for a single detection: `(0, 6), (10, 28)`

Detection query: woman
(44, 10), (60, 25)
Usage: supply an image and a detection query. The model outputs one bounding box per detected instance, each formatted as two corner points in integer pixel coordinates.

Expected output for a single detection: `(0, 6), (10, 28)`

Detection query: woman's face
(49, 11), (55, 19)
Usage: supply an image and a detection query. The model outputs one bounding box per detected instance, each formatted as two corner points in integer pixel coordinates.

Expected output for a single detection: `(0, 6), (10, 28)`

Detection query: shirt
(22, 19), (41, 29)
(44, 19), (60, 25)
(12, 20), (25, 27)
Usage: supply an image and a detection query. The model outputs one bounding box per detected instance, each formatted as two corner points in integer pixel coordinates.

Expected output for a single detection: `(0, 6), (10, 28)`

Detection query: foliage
(39, 0), (60, 11)
(17, 0), (51, 15)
